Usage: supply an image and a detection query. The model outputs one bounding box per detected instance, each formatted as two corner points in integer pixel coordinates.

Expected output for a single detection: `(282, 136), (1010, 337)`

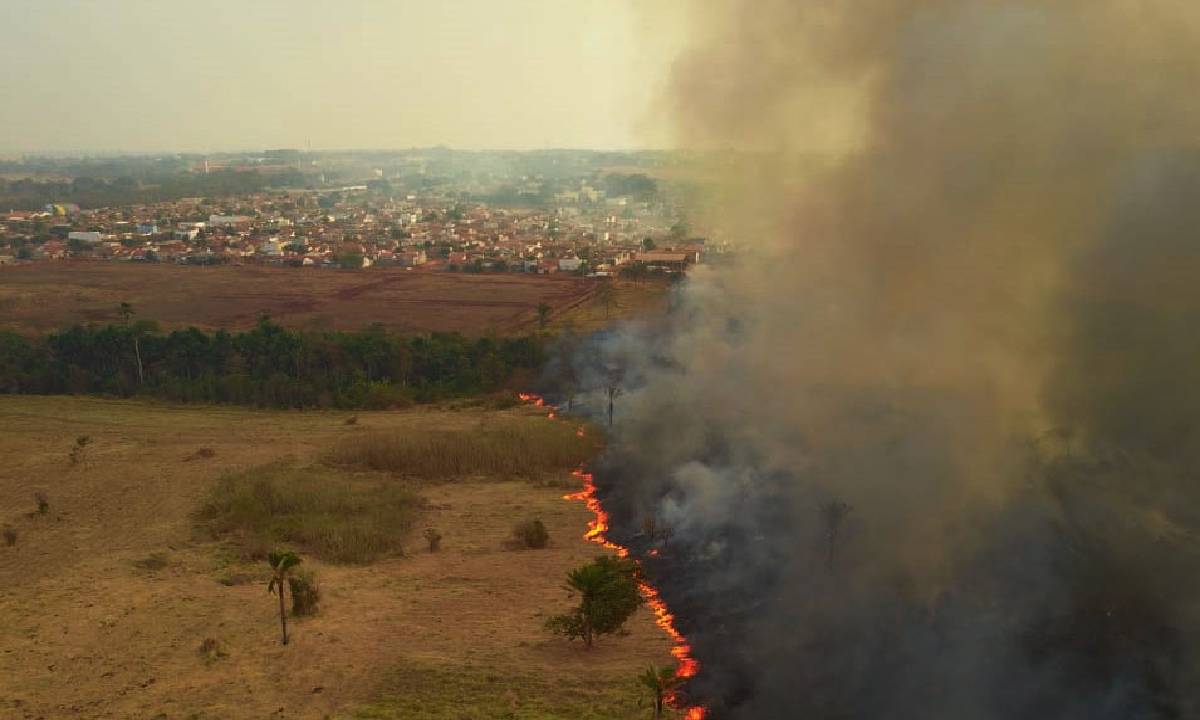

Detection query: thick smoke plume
(585, 2), (1200, 717)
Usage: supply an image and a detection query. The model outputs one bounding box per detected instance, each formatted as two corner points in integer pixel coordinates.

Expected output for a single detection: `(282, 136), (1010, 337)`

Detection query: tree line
(0, 169), (308, 211)
(0, 316), (545, 409)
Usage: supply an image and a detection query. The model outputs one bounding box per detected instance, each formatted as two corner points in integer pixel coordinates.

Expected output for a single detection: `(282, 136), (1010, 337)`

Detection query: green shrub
(545, 556), (643, 647)
(288, 570), (321, 616)
(513, 519), (549, 549)
(196, 463), (422, 564)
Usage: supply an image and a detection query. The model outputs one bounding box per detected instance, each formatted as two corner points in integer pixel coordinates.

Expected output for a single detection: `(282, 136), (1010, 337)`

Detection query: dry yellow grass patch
(0, 397), (676, 719)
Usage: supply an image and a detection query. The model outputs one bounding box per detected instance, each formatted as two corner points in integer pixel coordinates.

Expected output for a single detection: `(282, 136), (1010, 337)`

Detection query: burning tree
(638, 663), (681, 718)
(545, 555), (643, 648)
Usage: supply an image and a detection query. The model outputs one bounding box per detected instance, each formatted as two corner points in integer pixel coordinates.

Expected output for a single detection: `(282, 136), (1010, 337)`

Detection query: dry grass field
(0, 263), (624, 336)
(0, 396), (678, 719)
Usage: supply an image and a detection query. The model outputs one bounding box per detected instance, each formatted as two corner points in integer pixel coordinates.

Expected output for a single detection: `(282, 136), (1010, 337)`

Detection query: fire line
(519, 392), (707, 719)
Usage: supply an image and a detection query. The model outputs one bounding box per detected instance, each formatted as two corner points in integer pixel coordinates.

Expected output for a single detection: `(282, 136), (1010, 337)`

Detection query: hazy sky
(0, 0), (678, 154)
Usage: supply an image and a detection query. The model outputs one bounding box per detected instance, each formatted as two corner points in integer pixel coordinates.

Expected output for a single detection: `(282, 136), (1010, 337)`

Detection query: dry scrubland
(0, 263), (666, 336)
(0, 396), (678, 719)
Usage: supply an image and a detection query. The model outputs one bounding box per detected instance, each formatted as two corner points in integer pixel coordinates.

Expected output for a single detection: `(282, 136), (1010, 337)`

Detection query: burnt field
(0, 262), (600, 335)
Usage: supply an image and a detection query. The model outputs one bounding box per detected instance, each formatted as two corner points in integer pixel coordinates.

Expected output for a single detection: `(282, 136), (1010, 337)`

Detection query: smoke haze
(590, 2), (1200, 717)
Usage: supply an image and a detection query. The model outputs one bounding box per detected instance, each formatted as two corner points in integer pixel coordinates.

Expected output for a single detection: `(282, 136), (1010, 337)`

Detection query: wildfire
(517, 390), (706, 717)
(565, 470), (705, 716)
(517, 392), (545, 407)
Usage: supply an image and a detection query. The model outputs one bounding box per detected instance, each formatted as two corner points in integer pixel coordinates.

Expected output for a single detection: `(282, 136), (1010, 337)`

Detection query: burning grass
(324, 415), (596, 480)
(196, 462), (422, 564)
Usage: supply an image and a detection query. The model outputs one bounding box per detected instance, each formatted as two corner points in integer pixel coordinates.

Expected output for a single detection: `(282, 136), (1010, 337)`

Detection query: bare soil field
(0, 397), (676, 719)
(0, 263), (609, 335)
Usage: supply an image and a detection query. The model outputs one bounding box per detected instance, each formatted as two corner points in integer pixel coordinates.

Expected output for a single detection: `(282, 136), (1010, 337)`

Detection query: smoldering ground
(552, 2), (1200, 718)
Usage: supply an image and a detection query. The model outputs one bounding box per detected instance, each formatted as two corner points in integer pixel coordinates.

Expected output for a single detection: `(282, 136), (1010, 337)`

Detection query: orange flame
(517, 392), (545, 407)
(520, 391), (706, 718)
(565, 468), (705, 714)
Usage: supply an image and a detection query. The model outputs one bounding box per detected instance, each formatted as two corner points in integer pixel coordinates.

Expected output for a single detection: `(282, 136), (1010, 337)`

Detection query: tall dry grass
(197, 463), (421, 564)
(324, 416), (596, 479)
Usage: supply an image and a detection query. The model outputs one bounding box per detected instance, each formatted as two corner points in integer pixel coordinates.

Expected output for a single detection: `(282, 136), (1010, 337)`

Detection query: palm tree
(638, 664), (680, 718)
(267, 551), (302, 645)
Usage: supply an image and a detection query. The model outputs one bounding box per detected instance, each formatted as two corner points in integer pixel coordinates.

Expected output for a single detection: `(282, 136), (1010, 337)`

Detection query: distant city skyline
(0, 0), (681, 155)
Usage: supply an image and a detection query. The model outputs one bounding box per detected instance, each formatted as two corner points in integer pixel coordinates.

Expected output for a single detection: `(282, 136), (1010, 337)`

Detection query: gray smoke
(577, 2), (1200, 717)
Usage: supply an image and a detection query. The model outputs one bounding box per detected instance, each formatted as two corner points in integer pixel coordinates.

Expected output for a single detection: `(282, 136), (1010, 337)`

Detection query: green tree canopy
(546, 555), (642, 648)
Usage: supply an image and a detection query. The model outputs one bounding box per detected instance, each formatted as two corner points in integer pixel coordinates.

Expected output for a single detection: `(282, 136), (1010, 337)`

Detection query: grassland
(325, 416), (597, 480)
(0, 262), (584, 334)
(0, 396), (677, 719)
(0, 262), (666, 336)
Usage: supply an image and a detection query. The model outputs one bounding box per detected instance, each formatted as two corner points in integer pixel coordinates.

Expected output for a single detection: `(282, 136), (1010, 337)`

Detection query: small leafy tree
(638, 664), (680, 718)
(536, 302), (551, 331)
(266, 551), (302, 645)
(33, 491), (49, 515)
(546, 555), (643, 648)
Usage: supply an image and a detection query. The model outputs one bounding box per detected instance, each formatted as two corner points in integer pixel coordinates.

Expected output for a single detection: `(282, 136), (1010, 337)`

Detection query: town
(0, 150), (717, 276)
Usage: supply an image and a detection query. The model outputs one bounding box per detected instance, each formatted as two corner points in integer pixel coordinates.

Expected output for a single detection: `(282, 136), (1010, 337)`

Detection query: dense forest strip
(0, 318), (546, 409)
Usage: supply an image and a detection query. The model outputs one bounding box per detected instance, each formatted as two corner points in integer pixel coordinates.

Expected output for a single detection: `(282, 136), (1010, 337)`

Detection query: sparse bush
(3, 526), (15, 547)
(132, 552), (170, 572)
(423, 527), (442, 553)
(513, 519), (549, 549)
(216, 569), (257, 586)
(196, 463), (421, 564)
(69, 435), (91, 465)
(199, 637), (227, 663)
(186, 447), (217, 461)
(288, 570), (320, 616)
(324, 417), (593, 479)
(483, 392), (522, 410)
(33, 491), (49, 515)
(344, 415), (358, 426)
